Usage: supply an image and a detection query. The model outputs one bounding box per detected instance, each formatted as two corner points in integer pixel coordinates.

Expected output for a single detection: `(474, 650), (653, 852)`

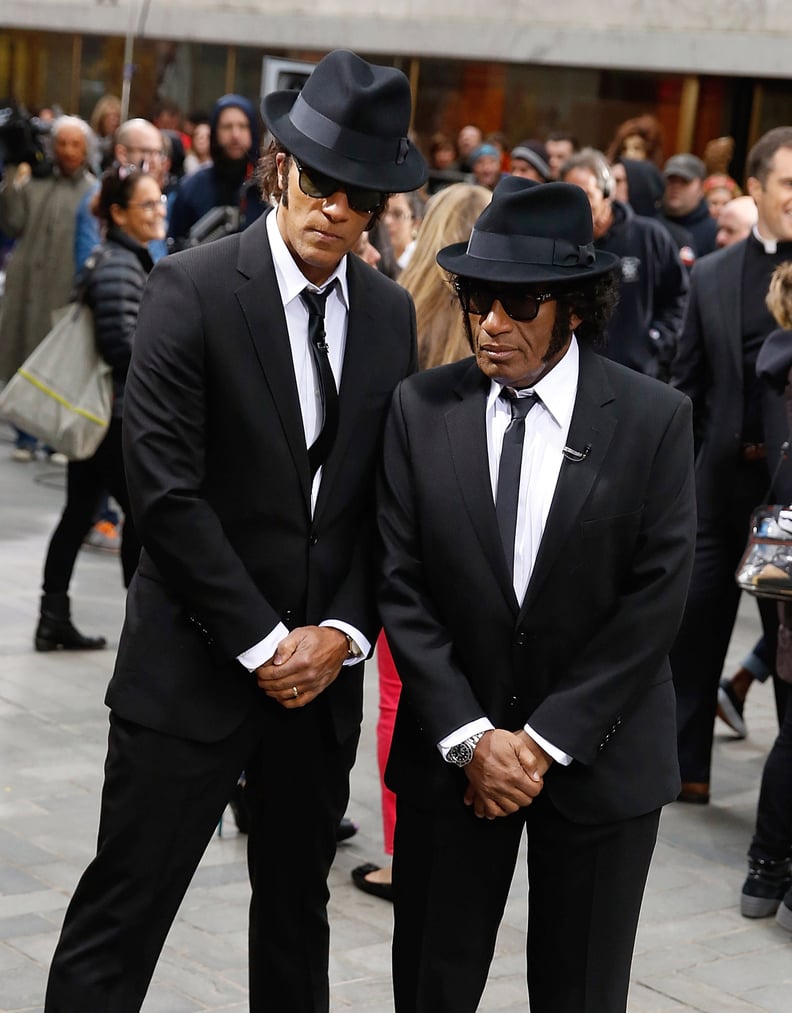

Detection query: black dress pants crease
(392, 790), (660, 1013)
(45, 699), (358, 1013)
(671, 457), (779, 784)
(42, 419), (140, 592)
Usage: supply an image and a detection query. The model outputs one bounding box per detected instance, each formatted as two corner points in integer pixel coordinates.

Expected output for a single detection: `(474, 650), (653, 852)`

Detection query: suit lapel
(235, 215), (313, 507)
(518, 346), (616, 618)
(445, 361), (518, 609)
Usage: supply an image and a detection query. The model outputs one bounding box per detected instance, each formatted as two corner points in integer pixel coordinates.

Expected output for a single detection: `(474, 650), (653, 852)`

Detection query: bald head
(114, 118), (165, 181)
(716, 195), (758, 248)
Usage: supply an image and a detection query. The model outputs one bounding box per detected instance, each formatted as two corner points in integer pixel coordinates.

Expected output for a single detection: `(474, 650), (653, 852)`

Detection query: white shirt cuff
(524, 723), (572, 766)
(237, 622), (289, 672)
(437, 717), (495, 759)
(320, 620), (370, 666)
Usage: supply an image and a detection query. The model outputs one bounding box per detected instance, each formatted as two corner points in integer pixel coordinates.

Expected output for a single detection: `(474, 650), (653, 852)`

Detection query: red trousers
(376, 631), (402, 855)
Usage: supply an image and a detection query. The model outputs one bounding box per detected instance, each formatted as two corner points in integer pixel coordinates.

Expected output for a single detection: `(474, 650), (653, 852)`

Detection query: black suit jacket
(670, 240), (746, 522)
(107, 212), (417, 744)
(380, 345), (696, 824)
(671, 239), (792, 515)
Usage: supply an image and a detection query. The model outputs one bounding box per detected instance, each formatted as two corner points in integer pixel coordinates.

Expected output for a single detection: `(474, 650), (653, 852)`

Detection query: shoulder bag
(0, 251), (113, 460)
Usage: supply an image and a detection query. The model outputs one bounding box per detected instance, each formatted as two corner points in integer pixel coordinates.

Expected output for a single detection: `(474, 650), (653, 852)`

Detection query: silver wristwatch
(445, 731), (486, 767)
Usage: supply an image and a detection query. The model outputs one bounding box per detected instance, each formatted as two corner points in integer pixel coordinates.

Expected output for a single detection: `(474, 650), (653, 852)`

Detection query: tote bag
(0, 288), (112, 461)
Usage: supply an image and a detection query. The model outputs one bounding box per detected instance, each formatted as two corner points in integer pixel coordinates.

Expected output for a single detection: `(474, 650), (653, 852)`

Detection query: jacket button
(309, 534), (318, 546)
(507, 696), (518, 708)
(515, 632), (527, 646)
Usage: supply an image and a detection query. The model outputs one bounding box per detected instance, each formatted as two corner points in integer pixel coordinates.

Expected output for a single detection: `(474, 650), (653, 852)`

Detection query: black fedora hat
(262, 49), (427, 193)
(437, 176), (620, 284)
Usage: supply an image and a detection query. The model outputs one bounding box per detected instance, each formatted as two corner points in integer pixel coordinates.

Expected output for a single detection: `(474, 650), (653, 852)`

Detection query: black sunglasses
(293, 158), (385, 214)
(455, 281), (555, 322)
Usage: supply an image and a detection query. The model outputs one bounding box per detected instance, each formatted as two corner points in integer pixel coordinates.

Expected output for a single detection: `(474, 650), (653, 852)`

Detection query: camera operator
(0, 101), (56, 181)
(0, 114), (96, 461)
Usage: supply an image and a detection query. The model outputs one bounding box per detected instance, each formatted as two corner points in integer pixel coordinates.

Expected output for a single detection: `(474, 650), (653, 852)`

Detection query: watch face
(448, 741), (473, 766)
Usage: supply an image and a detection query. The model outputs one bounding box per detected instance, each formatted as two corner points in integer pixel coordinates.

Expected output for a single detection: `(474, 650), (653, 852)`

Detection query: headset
(563, 146), (614, 199)
(589, 148), (614, 199)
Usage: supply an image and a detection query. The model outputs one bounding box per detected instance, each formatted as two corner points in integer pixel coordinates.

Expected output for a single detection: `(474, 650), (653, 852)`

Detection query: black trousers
(671, 458), (779, 783)
(750, 680), (792, 864)
(42, 418), (140, 592)
(45, 701), (358, 1013)
(392, 790), (660, 1013)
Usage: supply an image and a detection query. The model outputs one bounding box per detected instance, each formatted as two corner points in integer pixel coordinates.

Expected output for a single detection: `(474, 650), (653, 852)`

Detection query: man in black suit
(378, 177), (696, 1013)
(44, 50), (427, 1013)
(670, 126), (792, 804)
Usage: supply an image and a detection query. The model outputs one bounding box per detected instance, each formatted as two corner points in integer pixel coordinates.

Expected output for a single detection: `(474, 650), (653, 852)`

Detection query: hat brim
(436, 241), (621, 285)
(262, 90), (427, 193)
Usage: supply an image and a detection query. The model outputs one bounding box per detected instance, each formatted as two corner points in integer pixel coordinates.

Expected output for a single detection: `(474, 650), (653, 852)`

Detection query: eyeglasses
(456, 281), (555, 321)
(126, 147), (165, 160)
(128, 194), (168, 213)
(293, 158), (385, 214)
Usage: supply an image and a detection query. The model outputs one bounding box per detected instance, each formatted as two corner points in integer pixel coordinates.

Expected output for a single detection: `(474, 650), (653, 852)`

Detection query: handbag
(0, 254), (112, 460)
(736, 505), (792, 600)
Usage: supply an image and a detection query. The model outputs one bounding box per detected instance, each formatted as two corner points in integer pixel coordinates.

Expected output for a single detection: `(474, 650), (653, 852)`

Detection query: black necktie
(495, 388), (539, 571)
(300, 282), (339, 477)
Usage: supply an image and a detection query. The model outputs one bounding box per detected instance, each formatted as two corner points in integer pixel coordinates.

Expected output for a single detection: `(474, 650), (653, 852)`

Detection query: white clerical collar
(753, 224), (778, 255)
(267, 206), (349, 308)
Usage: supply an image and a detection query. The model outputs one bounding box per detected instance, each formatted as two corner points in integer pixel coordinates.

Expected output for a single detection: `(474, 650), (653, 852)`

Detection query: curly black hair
(552, 272), (621, 350)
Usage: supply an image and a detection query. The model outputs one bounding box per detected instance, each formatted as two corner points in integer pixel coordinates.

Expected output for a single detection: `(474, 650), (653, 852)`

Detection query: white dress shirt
(236, 209), (370, 671)
(438, 338), (582, 765)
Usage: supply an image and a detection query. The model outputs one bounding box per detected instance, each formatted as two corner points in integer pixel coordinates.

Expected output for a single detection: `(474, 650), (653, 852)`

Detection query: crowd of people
(1, 53), (792, 1011)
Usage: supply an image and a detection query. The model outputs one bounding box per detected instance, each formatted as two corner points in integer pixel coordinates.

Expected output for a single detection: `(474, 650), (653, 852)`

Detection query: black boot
(34, 592), (107, 652)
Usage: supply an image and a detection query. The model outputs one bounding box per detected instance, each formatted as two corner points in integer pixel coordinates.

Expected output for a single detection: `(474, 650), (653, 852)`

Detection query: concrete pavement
(0, 423), (790, 1012)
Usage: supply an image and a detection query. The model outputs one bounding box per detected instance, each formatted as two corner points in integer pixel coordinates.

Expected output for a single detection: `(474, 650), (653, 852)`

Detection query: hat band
(289, 93), (410, 165)
(466, 229), (596, 269)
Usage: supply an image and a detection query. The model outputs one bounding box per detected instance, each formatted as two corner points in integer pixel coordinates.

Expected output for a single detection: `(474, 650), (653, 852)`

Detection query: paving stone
(2, 423), (792, 1011)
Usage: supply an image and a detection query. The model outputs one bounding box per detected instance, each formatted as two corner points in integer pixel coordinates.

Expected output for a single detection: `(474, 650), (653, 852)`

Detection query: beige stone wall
(5, 1), (791, 77)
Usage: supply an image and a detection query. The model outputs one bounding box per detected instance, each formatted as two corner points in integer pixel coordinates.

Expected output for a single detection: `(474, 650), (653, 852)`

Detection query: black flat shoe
(351, 863), (393, 902)
(336, 816), (358, 842)
(677, 781), (710, 804)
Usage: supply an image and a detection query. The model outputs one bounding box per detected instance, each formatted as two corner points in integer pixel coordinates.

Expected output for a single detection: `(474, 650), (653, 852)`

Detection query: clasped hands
(463, 728), (552, 820)
(254, 625), (348, 709)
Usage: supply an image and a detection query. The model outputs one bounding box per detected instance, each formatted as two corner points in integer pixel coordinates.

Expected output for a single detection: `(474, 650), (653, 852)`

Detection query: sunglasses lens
(463, 285), (543, 321)
(297, 164), (334, 199)
(346, 187), (384, 213)
(502, 294), (542, 321)
(296, 162), (383, 213)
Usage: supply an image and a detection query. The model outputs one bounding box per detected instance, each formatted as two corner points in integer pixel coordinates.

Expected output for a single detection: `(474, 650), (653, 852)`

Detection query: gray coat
(0, 163), (95, 380)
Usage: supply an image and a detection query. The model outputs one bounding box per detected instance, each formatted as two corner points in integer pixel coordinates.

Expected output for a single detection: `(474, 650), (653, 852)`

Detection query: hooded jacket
(168, 94), (265, 245)
(595, 199), (689, 380)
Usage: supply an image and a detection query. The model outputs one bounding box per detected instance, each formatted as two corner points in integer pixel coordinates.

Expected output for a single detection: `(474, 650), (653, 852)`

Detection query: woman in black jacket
(35, 165), (166, 650)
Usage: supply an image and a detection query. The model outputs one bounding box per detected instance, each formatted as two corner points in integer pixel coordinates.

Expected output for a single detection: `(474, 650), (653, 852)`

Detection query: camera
(0, 101), (53, 178)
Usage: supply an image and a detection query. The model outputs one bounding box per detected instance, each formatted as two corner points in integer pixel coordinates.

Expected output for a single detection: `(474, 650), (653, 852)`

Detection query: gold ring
(291, 686), (299, 699)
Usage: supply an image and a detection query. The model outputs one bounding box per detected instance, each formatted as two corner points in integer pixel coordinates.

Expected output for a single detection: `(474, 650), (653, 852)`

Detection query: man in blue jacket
(167, 93), (266, 247)
(561, 147), (689, 380)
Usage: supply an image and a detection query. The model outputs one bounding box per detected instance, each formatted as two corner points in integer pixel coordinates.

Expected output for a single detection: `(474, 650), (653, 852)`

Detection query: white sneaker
(48, 451), (69, 466)
(11, 447), (34, 462)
